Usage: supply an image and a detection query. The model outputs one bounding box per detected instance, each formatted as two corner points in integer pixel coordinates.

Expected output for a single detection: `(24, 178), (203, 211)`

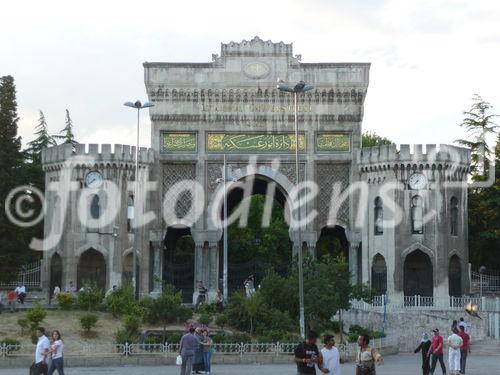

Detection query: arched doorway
(371, 254), (387, 295)
(449, 255), (462, 297)
(403, 249), (433, 297)
(223, 174), (292, 294)
(122, 252), (133, 287)
(163, 226), (195, 302)
(316, 225), (349, 260)
(77, 248), (106, 290)
(50, 253), (62, 300)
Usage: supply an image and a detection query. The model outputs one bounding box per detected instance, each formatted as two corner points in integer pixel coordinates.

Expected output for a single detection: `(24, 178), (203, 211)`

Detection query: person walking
(320, 334), (341, 375)
(200, 329), (213, 374)
(33, 327), (50, 375)
(457, 325), (470, 374)
(179, 327), (200, 375)
(447, 329), (463, 375)
(215, 290), (224, 312)
(15, 284), (26, 304)
(294, 330), (327, 374)
(414, 333), (432, 375)
(192, 327), (205, 374)
(7, 289), (17, 312)
(428, 328), (446, 375)
(195, 281), (207, 310)
(47, 330), (65, 375)
(356, 333), (383, 375)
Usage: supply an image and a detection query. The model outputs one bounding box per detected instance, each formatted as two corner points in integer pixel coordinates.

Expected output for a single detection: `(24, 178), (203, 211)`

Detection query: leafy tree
(26, 111), (55, 163)
(361, 131), (393, 147)
(80, 314), (99, 333)
(456, 94), (498, 180)
(54, 109), (77, 147)
(77, 283), (104, 311)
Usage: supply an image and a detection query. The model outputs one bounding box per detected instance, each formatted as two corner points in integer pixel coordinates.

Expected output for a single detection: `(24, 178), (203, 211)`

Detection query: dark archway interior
(316, 225), (349, 260)
(122, 253), (133, 287)
(50, 253), (62, 300)
(77, 248), (106, 290)
(163, 226), (194, 302)
(403, 249), (433, 298)
(371, 254), (387, 295)
(221, 175), (291, 294)
(449, 255), (462, 297)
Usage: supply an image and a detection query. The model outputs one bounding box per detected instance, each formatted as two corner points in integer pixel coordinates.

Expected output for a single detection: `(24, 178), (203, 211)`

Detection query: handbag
(176, 355), (182, 366)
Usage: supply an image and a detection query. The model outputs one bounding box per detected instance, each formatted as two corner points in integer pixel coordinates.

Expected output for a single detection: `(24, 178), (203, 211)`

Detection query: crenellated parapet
(220, 36), (293, 58)
(42, 143), (155, 171)
(358, 144), (470, 172)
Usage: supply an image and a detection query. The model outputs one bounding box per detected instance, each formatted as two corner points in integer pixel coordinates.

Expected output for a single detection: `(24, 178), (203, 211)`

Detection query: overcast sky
(1, 0), (499, 151)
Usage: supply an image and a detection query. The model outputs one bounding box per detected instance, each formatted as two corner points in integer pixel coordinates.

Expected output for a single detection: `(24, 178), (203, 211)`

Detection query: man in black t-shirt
(294, 331), (328, 374)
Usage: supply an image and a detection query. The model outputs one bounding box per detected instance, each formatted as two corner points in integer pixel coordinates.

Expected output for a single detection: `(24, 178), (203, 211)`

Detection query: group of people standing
(414, 317), (471, 375)
(32, 327), (65, 375)
(179, 326), (214, 375)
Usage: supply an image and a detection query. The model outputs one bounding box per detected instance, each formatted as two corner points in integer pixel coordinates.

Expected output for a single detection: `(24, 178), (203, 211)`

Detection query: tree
(54, 109), (77, 146)
(456, 94), (498, 180)
(361, 131), (393, 147)
(26, 111), (55, 163)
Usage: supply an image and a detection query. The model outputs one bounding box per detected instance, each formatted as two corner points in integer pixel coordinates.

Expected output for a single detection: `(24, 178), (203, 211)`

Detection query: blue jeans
(48, 357), (64, 375)
(202, 351), (212, 373)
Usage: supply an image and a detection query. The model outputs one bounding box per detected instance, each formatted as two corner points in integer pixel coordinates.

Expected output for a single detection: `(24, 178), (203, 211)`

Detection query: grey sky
(1, 0), (499, 150)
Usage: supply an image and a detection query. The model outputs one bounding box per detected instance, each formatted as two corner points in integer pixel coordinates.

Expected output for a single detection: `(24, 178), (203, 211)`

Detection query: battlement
(358, 144), (471, 166)
(41, 143), (155, 165)
(221, 36), (293, 57)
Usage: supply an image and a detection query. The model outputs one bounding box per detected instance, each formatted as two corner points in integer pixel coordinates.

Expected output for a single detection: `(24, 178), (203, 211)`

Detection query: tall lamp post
(124, 100), (154, 300)
(277, 80), (314, 339)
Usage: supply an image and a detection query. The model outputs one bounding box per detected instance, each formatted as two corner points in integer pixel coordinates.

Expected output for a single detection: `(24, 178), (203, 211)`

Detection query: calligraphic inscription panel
(162, 133), (197, 153)
(207, 133), (305, 153)
(316, 133), (351, 152)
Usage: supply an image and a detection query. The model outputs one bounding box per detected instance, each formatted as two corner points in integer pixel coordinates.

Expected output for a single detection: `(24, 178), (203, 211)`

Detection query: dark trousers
(32, 362), (48, 375)
(18, 292), (26, 304)
(460, 350), (467, 374)
(48, 357), (65, 375)
(430, 353), (446, 374)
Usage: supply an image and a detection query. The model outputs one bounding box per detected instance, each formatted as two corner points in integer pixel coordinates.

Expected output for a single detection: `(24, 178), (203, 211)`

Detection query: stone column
(349, 242), (360, 284)
(208, 242), (219, 302)
(151, 240), (163, 294)
(193, 242), (205, 304)
(306, 242), (316, 258)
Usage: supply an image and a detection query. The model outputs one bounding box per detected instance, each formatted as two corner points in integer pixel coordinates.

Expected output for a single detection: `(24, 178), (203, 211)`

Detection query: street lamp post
(124, 100), (154, 300)
(277, 80), (314, 339)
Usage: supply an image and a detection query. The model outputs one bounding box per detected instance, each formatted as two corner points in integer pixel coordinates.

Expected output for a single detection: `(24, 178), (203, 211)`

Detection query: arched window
(90, 194), (100, 219)
(374, 197), (383, 235)
(127, 195), (134, 233)
(411, 195), (424, 234)
(450, 197), (458, 236)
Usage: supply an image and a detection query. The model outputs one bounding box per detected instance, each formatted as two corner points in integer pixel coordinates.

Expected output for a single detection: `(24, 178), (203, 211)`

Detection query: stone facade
(40, 37), (470, 303)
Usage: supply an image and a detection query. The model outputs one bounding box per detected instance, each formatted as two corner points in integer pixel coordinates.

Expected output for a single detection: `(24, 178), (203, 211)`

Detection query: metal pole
(295, 92), (305, 339)
(223, 154), (228, 302)
(133, 108), (140, 300)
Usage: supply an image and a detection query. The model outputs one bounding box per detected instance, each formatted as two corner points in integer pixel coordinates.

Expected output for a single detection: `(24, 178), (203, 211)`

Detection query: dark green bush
(212, 332), (251, 343)
(198, 313), (212, 325)
(215, 314), (228, 329)
(17, 318), (29, 334)
(1, 337), (21, 352)
(347, 325), (386, 343)
(106, 286), (136, 317)
(77, 284), (103, 311)
(198, 303), (217, 315)
(257, 330), (299, 343)
(165, 333), (183, 343)
(123, 315), (141, 334)
(115, 329), (137, 345)
(26, 304), (46, 330)
(56, 292), (75, 310)
(80, 314), (99, 332)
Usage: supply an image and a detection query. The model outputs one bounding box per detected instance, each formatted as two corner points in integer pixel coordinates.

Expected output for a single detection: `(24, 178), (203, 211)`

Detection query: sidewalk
(0, 354), (498, 374)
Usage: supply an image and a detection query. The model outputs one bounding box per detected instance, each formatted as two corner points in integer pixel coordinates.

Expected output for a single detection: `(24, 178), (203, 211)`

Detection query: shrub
(165, 333), (182, 344)
(347, 325), (386, 343)
(198, 303), (217, 315)
(106, 286), (135, 317)
(115, 329), (137, 345)
(258, 330), (299, 343)
(215, 314), (228, 329)
(198, 313), (212, 326)
(56, 292), (75, 310)
(26, 304), (47, 330)
(123, 315), (141, 334)
(80, 314), (99, 332)
(212, 332), (251, 344)
(17, 318), (29, 334)
(1, 338), (21, 353)
(77, 284), (103, 311)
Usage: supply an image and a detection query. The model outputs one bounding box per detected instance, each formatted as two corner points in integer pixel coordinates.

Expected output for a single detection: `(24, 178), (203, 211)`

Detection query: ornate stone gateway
(144, 36), (368, 301)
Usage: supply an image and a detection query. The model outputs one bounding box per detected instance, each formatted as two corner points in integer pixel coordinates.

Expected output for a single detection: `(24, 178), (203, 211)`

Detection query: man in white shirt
(15, 285), (27, 304)
(34, 327), (50, 375)
(320, 334), (341, 375)
(447, 328), (463, 375)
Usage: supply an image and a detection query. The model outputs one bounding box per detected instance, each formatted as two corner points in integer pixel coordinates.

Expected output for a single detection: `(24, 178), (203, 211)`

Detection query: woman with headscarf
(414, 333), (432, 375)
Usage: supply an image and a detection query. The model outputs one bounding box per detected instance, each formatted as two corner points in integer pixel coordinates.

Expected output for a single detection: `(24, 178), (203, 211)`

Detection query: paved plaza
(1, 354), (498, 375)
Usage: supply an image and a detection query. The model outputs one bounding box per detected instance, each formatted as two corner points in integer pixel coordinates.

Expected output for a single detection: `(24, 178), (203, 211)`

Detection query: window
(450, 197), (458, 236)
(90, 194), (100, 219)
(127, 195), (134, 233)
(374, 197), (383, 235)
(411, 195), (424, 234)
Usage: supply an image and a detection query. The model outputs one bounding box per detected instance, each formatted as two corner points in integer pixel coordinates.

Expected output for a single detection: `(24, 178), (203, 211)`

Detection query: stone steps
(469, 339), (500, 356)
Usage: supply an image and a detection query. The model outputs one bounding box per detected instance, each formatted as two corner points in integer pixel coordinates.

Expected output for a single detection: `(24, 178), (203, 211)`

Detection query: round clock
(85, 171), (103, 189)
(243, 62), (270, 79)
(408, 173), (427, 190)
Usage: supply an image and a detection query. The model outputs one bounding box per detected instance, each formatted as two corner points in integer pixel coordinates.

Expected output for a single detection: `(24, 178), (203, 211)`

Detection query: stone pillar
(349, 242), (359, 284)
(151, 240), (163, 294)
(306, 242), (316, 258)
(208, 242), (219, 301)
(193, 241), (205, 304)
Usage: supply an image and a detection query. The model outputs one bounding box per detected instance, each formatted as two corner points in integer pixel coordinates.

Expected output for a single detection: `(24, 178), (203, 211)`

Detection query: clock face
(408, 173), (427, 190)
(85, 171), (103, 189)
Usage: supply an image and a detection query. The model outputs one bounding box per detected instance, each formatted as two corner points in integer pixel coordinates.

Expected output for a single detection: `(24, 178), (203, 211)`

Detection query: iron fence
(0, 260), (41, 288)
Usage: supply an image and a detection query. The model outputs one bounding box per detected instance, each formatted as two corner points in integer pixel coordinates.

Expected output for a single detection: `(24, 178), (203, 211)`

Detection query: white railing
(0, 260), (41, 288)
(352, 295), (500, 312)
(471, 271), (500, 293)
